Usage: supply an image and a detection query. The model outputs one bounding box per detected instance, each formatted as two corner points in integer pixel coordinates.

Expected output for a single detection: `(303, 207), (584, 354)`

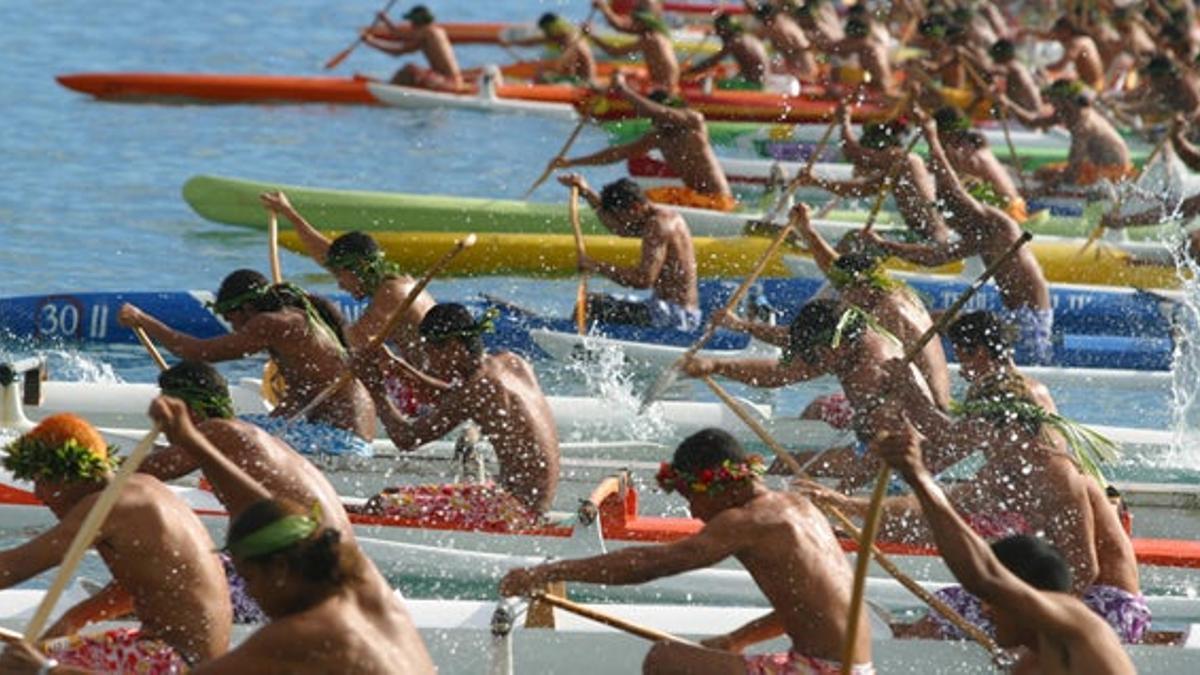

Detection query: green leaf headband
(782, 305), (901, 364)
(325, 249), (403, 297)
(224, 502), (323, 560)
(161, 383), (235, 421)
(2, 437), (118, 483)
(423, 307), (500, 343)
(633, 11), (671, 36)
(1042, 79), (1086, 100)
(205, 284), (272, 316)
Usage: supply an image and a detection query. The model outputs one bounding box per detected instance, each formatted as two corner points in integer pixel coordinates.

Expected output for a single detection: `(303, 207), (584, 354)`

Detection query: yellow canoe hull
(280, 231), (1183, 289)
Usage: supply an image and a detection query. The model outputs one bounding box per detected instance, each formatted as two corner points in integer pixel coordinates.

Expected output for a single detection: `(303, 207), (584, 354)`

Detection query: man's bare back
(414, 24), (461, 84)
(640, 208), (699, 308)
(87, 475), (231, 663)
(652, 113), (732, 197)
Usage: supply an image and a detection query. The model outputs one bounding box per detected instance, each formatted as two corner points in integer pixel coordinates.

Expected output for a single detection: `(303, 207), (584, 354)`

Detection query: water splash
(556, 335), (676, 443)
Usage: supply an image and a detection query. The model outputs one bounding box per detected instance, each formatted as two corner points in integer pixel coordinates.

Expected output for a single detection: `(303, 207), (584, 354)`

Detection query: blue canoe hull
(0, 280), (1177, 371)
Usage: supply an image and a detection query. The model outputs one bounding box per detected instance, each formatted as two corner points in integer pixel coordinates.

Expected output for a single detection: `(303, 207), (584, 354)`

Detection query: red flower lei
(655, 456), (766, 494)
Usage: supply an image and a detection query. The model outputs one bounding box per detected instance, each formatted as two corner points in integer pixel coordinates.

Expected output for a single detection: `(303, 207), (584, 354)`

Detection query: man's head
(988, 534), (1072, 646)
(539, 13), (573, 39)
(3, 413), (115, 507)
(225, 499), (356, 619)
(632, 10), (670, 36)
(1050, 16), (1079, 39)
(647, 88), (687, 109)
(858, 117), (909, 157)
(419, 303), (490, 376)
(918, 14), (949, 41)
(947, 310), (1013, 378)
(1041, 78), (1091, 113)
(325, 231), (387, 299)
(212, 269), (272, 329)
(844, 16), (869, 39)
(784, 298), (864, 368)
(713, 12), (743, 39)
(989, 39), (1015, 63)
(753, 2), (779, 23)
(656, 428), (764, 520)
(158, 360), (234, 423)
(1142, 54), (1178, 83)
(599, 178), (654, 233)
(403, 5), (435, 26)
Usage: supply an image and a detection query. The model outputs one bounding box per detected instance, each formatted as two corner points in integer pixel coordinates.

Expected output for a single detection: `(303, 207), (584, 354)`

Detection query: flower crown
(3, 436), (118, 483)
(655, 456), (765, 494)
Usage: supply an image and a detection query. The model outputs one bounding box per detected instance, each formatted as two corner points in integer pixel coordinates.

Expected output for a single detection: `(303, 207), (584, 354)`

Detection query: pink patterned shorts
(744, 650), (875, 675)
(44, 628), (188, 674)
(807, 393), (855, 429)
(362, 482), (542, 531)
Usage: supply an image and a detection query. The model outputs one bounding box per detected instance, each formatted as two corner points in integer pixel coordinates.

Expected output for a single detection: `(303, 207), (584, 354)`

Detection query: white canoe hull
(367, 81), (577, 120)
(0, 591), (1196, 675)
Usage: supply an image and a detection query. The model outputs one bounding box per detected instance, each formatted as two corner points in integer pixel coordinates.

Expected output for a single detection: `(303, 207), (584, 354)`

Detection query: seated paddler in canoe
(560, 173), (701, 331)
(138, 396), (436, 674)
(745, 1), (820, 82)
(260, 191), (438, 419)
(138, 360), (357, 623)
(586, 4), (680, 95)
(0, 413), (231, 672)
(710, 202), (953, 415)
(792, 103), (953, 244)
(351, 303), (561, 525)
(118, 269), (377, 457)
(798, 310), (1149, 645)
(682, 293), (943, 492)
(827, 14), (900, 98)
(682, 12), (771, 89)
(999, 78), (1134, 192)
(987, 38), (1044, 114)
(869, 425), (1137, 674)
(500, 428), (875, 675)
(930, 105), (1028, 224)
(501, 13), (598, 86)
(556, 72), (737, 212)
(363, 4), (464, 92)
(863, 107), (1054, 366)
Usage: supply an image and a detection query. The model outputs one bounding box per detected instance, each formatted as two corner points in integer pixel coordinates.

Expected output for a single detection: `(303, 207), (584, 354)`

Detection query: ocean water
(1, 0), (1199, 480)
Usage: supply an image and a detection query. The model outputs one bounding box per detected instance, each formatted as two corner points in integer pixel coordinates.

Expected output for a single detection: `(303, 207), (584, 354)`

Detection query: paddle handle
(524, 118), (589, 199)
(569, 187), (589, 335)
(288, 234), (476, 423)
(700, 376), (1000, 653)
(902, 231), (1034, 364)
(268, 210), (283, 285)
(681, 223), (794, 362)
(324, 0), (400, 70)
(531, 592), (698, 646)
(765, 103), (844, 223)
(133, 327), (168, 371)
(23, 425), (162, 641)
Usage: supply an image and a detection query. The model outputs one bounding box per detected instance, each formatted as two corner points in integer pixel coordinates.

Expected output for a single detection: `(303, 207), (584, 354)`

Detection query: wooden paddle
(842, 231), (1034, 673)
(324, 0), (400, 71)
(569, 186), (589, 334)
(699, 376), (1002, 655)
(288, 233), (477, 423)
(759, 113), (840, 225)
(524, 118), (589, 199)
(268, 209), (283, 285)
(21, 424), (163, 641)
(133, 327), (168, 371)
(638, 222), (796, 413)
(529, 592), (700, 646)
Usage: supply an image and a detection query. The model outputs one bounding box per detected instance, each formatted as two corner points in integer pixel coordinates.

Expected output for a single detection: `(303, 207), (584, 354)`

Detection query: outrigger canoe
(2, 592), (1197, 674)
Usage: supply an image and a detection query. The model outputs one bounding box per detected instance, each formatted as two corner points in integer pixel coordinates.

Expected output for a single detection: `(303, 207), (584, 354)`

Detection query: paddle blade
(324, 44), (357, 70)
(638, 365), (680, 414)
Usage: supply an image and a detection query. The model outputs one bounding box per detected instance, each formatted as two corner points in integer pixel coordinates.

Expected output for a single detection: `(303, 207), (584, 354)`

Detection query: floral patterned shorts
(44, 628), (188, 675)
(362, 483), (542, 532)
(928, 584), (1151, 643)
(744, 650), (874, 675)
